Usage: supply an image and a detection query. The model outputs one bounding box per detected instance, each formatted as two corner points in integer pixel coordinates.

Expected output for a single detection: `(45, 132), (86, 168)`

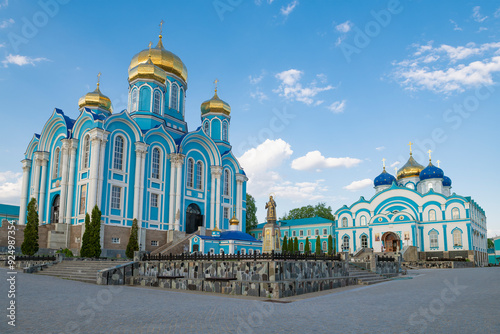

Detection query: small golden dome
(128, 35), (188, 83)
(78, 84), (113, 113)
(128, 57), (167, 83)
(229, 214), (239, 226)
(397, 154), (424, 180)
(200, 91), (231, 116)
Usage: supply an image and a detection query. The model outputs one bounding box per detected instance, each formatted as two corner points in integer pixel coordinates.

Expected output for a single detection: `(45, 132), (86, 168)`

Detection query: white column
(139, 148), (147, 249)
(87, 136), (102, 209)
(133, 142), (148, 250)
(96, 135), (108, 209)
(168, 153), (185, 231)
(174, 157), (184, 231)
(58, 141), (70, 224)
(38, 152), (49, 225)
(65, 139), (78, 225)
(19, 159), (32, 225)
(210, 171), (216, 229)
(236, 173), (247, 231)
(168, 160), (176, 228)
(32, 153), (42, 204)
(211, 166), (222, 230)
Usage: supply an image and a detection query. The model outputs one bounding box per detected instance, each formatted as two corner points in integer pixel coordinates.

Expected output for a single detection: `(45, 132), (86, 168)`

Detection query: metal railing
(143, 251), (342, 262)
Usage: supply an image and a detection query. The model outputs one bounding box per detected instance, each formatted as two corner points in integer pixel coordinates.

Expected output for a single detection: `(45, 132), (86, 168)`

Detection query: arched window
(299, 243), (304, 252)
(151, 148), (160, 179)
(360, 216), (367, 226)
(342, 236), (349, 251)
(203, 121), (210, 135)
(453, 229), (462, 247)
(53, 148), (60, 178)
(429, 230), (438, 248)
(196, 161), (203, 189)
(113, 136), (124, 170)
(299, 230), (304, 237)
(131, 88), (138, 111)
(153, 90), (161, 115)
(406, 183), (414, 190)
(428, 183), (433, 192)
(186, 158), (194, 188)
(223, 169), (230, 196)
(139, 86), (151, 111)
(452, 208), (460, 220)
(342, 217), (348, 227)
(171, 83), (178, 110)
(361, 235), (368, 248)
(322, 241), (327, 251)
(428, 209), (436, 221)
(82, 135), (90, 169)
(222, 122), (228, 141)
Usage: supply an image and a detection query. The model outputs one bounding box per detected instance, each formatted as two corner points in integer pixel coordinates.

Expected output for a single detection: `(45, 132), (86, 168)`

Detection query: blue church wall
(211, 118), (221, 141)
(139, 86), (151, 111)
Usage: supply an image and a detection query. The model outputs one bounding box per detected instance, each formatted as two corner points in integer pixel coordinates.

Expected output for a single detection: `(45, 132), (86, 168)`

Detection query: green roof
(251, 216), (335, 231)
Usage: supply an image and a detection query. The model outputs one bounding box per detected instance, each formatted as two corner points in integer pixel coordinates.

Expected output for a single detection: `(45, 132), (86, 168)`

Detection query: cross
(382, 158), (386, 168)
(97, 72), (101, 88)
(394, 167), (398, 175)
(437, 160), (441, 168)
(427, 149), (432, 160)
(408, 141), (413, 154)
(159, 20), (164, 35)
(214, 78), (219, 93)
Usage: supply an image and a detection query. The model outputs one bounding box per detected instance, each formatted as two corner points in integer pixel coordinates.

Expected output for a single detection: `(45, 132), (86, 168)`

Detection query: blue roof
(443, 175), (452, 187)
(420, 162), (444, 180)
(252, 216), (335, 230)
(197, 230), (262, 242)
(0, 204), (20, 217)
(374, 168), (396, 187)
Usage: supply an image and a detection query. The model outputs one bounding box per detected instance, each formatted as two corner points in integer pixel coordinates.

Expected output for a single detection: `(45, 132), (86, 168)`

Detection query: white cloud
(274, 69), (335, 105)
(495, 7), (500, 18)
(343, 179), (372, 191)
(0, 0), (8, 9)
(335, 20), (353, 33)
(250, 88), (268, 103)
(327, 100), (346, 113)
(0, 43), (5, 48)
(487, 229), (500, 238)
(239, 139), (293, 176)
(270, 179), (327, 202)
(280, 0), (298, 17)
(472, 6), (488, 23)
(0, 171), (22, 205)
(0, 18), (14, 28)
(291, 150), (362, 171)
(390, 161), (400, 168)
(449, 19), (462, 31)
(249, 73), (264, 84)
(375, 146), (385, 151)
(2, 54), (49, 67)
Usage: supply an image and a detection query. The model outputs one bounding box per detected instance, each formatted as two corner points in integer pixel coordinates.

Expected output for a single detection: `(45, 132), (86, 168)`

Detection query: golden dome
(397, 154), (424, 180)
(78, 84), (113, 113)
(200, 91), (231, 116)
(128, 35), (187, 83)
(229, 214), (239, 226)
(128, 57), (167, 83)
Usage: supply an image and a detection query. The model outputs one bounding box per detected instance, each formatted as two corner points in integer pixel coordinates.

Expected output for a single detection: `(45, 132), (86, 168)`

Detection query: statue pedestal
(262, 220), (281, 253)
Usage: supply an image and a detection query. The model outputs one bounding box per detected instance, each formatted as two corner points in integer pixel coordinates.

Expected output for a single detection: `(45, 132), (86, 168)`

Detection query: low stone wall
(375, 261), (400, 276)
(404, 261), (474, 269)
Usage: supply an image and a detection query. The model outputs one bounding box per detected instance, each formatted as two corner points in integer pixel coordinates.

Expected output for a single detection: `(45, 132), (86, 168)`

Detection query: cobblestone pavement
(1, 267), (499, 333)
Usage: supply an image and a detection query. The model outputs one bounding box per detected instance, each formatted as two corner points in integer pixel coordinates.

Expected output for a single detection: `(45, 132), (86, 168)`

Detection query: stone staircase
(35, 260), (127, 284)
(348, 265), (392, 285)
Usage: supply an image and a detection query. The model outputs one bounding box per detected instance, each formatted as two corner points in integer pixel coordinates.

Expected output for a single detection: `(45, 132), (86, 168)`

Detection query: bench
(157, 275), (184, 279)
(205, 277), (237, 282)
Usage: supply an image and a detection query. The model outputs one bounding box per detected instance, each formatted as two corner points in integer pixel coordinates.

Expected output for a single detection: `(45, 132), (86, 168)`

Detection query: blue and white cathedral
(19, 31), (248, 256)
(335, 146), (488, 266)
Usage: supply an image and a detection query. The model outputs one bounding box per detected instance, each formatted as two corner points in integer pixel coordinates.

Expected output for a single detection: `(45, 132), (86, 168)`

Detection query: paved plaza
(1, 267), (499, 333)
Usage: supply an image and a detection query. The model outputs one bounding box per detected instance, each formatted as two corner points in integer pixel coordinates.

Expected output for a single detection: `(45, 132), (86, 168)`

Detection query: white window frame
(342, 217), (348, 227)
(171, 83), (179, 110)
(323, 228), (328, 235)
(111, 237), (120, 244)
(315, 229), (319, 236)
(111, 186), (121, 210)
(82, 135), (90, 169)
(113, 136), (124, 171)
(452, 208), (460, 220)
(151, 240), (158, 246)
(428, 209), (436, 221)
(151, 147), (161, 179)
(361, 235), (368, 248)
(131, 88), (138, 111)
(196, 161), (203, 190)
(79, 184), (87, 215)
(453, 229), (462, 247)
(223, 168), (231, 196)
(429, 231), (438, 248)
(186, 158), (194, 188)
(153, 90), (161, 115)
(223, 207), (229, 219)
(151, 193), (158, 208)
(53, 147), (60, 179)
(342, 236), (349, 251)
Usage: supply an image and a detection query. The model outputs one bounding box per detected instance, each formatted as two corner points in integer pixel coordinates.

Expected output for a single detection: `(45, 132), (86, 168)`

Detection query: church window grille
(307, 229), (311, 236)
(203, 121), (209, 135)
(223, 169), (230, 196)
(151, 240), (158, 246)
(196, 161), (203, 189)
(452, 208), (460, 220)
(241, 248), (246, 255)
(152, 148), (160, 179)
(360, 216), (367, 226)
(292, 231), (296, 237)
(315, 229), (319, 236)
(429, 230), (438, 248)
(342, 217), (348, 227)
(342, 236), (349, 251)
(453, 229), (462, 247)
(131, 88), (138, 111)
(153, 90), (161, 115)
(79, 184), (87, 215)
(53, 148), (60, 178)
(83, 135), (90, 169)
(111, 186), (121, 210)
(151, 193), (158, 208)
(222, 122), (228, 141)
(428, 210), (436, 221)
(171, 84), (179, 110)
(224, 207), (229, 219)
(361, 235), (368, 248)
(113, 136), (124, 170)
(186, 158), (194, 188)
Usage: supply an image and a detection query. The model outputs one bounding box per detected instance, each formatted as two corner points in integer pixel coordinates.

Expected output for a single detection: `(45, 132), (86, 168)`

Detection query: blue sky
(0, 0), (499, 236)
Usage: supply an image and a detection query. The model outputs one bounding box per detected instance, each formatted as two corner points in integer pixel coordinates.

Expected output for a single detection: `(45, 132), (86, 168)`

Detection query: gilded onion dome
(397, 154), (424, 180)
(78, 80), (113, 113)
(229, 214), (240, 226)
(201, 90), (231, 116)
(128, 56), (167, 83)
(128, 35), (188, 83)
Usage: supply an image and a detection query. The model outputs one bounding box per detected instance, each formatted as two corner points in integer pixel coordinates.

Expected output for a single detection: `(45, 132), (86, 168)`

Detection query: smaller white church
(335, 146), (488, 266)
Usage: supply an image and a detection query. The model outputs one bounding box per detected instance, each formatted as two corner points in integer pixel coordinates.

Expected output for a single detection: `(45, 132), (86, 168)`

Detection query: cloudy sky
(0, 0), (499, 236)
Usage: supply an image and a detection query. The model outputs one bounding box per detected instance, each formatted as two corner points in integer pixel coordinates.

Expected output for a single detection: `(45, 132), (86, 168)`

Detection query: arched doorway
(51, 195), (60, 224)
(382, 232), (400, 252)
(186, 203), (203, 234)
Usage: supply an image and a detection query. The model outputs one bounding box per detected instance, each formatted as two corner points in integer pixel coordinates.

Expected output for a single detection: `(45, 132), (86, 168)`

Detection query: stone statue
(265, 195), (277, 223)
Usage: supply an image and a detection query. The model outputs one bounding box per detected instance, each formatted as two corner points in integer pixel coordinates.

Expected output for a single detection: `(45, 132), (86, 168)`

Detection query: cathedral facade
(335, 148), (488, 266)
(18, 32), (247, 255)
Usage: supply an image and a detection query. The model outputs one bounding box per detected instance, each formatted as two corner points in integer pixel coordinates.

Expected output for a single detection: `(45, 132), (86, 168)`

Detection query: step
(37, 272), (97, 279)
(359, 278), (391, 285)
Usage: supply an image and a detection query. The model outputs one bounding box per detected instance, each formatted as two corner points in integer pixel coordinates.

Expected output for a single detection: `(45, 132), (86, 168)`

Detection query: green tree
(245, 193), (258, 233)
(80, 213), (92, 257)
(288, 236), (294, 253)
(90, 205), (102, 258)
(488, 238), (494, 249)
(281, 202), (335, 221)
(126, 218), (140, 259)
(304, 237), (310, 254)
(293, 237), (298, 253)
(328, 235), (333, 255)
(315, 236), (322, 255)
(282, 235), (288, 253)
(21, 198), (39, 256)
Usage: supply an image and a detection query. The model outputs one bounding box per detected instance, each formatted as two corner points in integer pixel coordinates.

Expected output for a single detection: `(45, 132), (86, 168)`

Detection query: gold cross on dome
(214, 78), (219, 93)
(408, 141), (413, 154)
(428, 149), (432, 160)
(394, 167), (398, 174)
(437, 160), (441, 168)
(159, 20), (164, 35)
(97, 72), (101, 88)
(382, 158), (386, 168)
